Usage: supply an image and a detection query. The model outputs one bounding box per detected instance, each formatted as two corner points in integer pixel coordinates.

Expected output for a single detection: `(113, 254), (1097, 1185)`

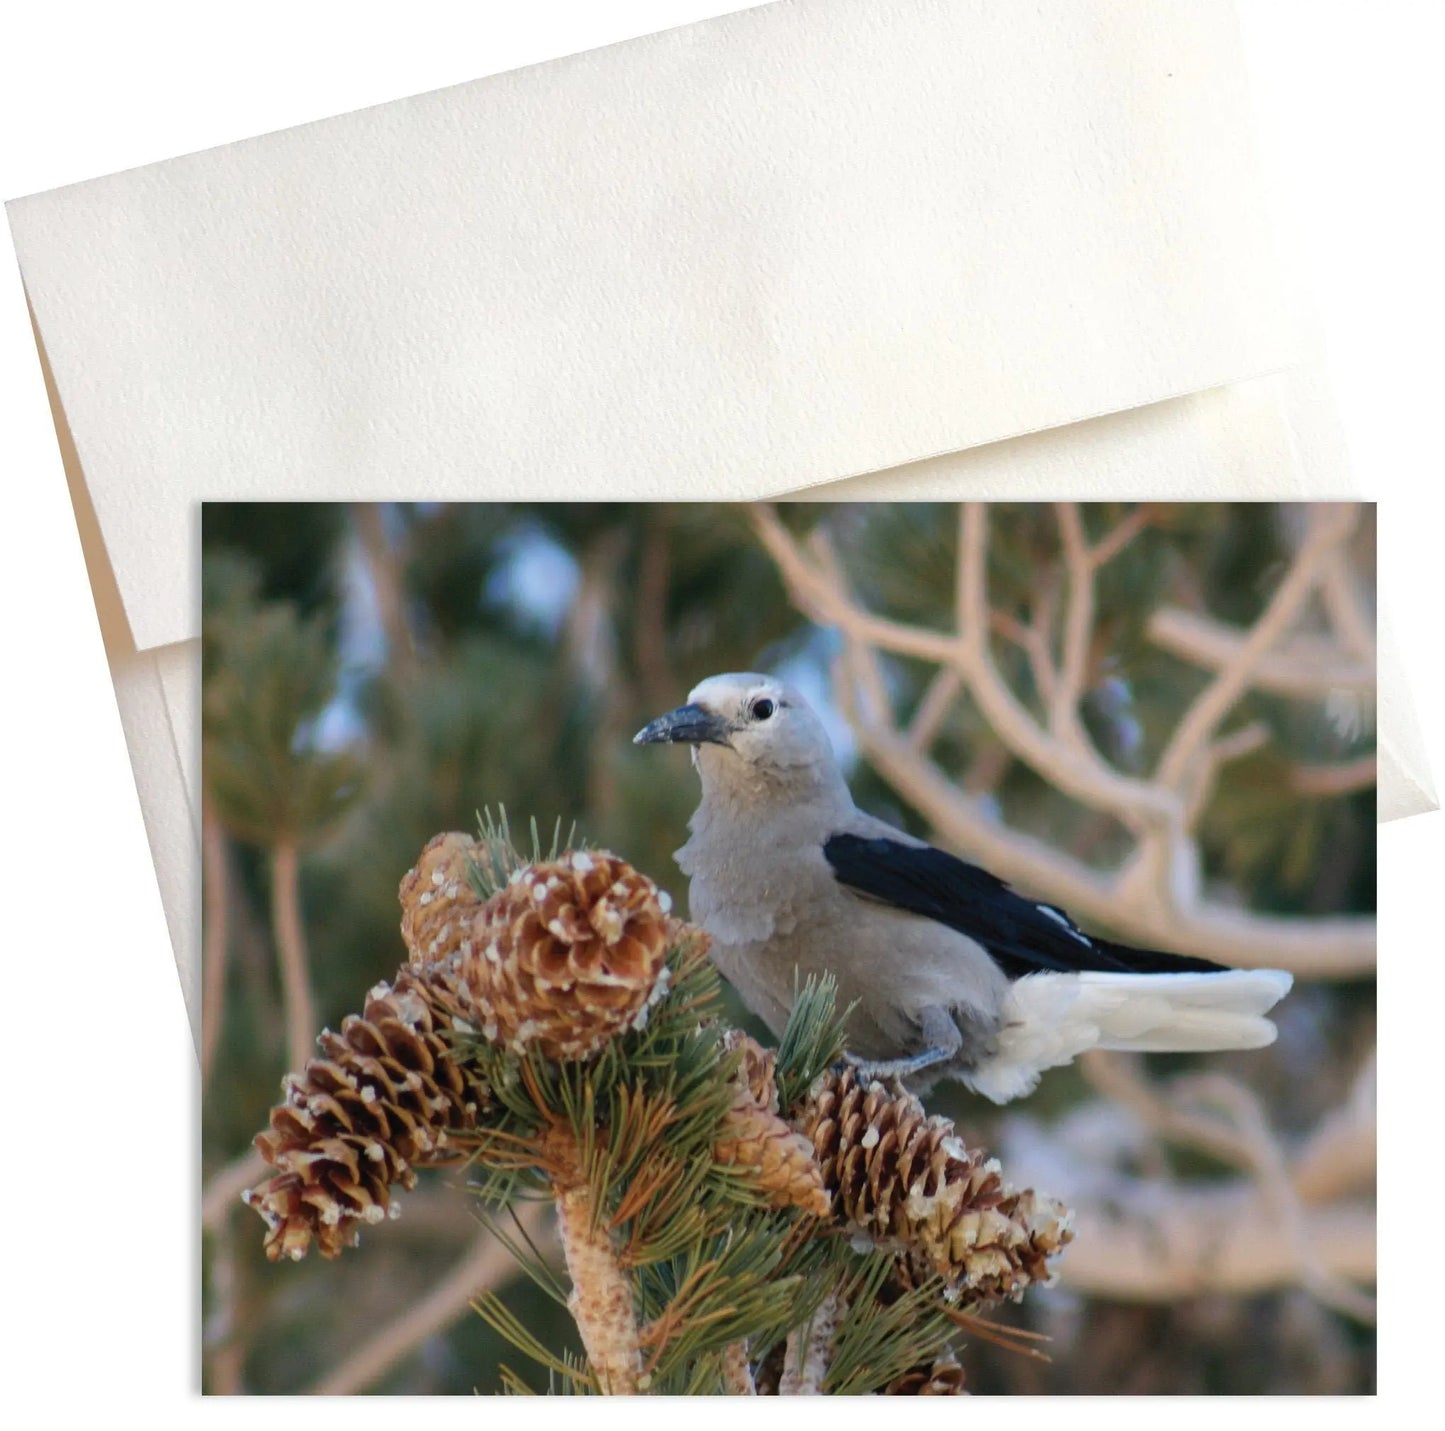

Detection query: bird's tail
(966, 968), (1294, 1104)
(1079, 968), (1294, 1052)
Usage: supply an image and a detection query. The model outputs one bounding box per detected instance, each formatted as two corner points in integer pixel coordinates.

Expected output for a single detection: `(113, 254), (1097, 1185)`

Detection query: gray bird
(635, 672), (1292, 1102)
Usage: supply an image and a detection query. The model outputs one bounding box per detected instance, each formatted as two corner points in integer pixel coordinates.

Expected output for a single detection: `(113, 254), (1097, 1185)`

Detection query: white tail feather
(964, 969), (1294, 1104)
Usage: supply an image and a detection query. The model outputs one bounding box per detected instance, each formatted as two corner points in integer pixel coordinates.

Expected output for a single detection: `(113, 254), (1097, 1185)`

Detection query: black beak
(633, 702), (732, 747)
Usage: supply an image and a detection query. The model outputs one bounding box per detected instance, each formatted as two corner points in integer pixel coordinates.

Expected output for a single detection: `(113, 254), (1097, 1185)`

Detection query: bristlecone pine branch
(544, 1126), (645, 1394)
(798, 1067), (1074, 1304)
(778, 1287), (845, 1394)
(242, 825), (1075, 1393)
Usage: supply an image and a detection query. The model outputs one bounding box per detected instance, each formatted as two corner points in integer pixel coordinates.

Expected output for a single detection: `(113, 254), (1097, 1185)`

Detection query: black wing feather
(823, 833), (1228, 981)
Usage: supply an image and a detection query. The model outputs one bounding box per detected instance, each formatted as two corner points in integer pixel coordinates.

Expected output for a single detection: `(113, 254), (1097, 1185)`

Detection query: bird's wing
(822, 832), (1228, 980)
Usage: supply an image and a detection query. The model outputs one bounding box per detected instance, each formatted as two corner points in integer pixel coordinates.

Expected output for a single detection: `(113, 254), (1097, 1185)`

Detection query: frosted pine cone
(398, 831), (482, 966)
(244, 966), (485, 1261)
(460, 851), (672, 1059)
(797, 1067), (1072, 1302)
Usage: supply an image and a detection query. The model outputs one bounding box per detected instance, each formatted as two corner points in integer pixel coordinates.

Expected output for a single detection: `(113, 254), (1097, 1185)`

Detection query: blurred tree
(202, 553), (365, 1079)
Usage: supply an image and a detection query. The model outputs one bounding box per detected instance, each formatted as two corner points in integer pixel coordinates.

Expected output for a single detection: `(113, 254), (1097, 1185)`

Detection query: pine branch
(550, 1144), (643, 1393)
(721, 1341), (757, 1395)
(779, 1287), (843, 1394)
(241, 818), (1075, 1393)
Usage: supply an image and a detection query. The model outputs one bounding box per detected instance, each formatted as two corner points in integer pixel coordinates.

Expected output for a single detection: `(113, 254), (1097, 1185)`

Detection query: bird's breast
(676, 831), (808, 946)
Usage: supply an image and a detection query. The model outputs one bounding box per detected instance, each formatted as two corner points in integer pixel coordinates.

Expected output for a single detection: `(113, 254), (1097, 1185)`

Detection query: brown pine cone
(797, 1067), (1072, 1302)
(459, 851), (673, 1060)
(398, 831), (483, 966)
(885, 1356), (968, 1395)
(722, 1030), (780, 1113)
(244, 965), (486, 1261)
(714, 1071), (829, 1217)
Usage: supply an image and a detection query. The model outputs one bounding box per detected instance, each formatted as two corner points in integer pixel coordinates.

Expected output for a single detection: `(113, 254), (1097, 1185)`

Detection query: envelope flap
(8, 0), (1293, 653)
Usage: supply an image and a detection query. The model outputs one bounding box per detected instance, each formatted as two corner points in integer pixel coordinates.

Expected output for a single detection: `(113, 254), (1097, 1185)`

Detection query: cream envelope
(6, 0), (1429, 1046)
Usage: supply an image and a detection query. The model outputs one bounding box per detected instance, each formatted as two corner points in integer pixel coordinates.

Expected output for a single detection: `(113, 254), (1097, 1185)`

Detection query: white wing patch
(1034, 903), (1092, 946)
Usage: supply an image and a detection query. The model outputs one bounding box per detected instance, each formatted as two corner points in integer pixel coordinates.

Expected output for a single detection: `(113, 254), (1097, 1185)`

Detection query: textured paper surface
(9, 0), (1293, 653)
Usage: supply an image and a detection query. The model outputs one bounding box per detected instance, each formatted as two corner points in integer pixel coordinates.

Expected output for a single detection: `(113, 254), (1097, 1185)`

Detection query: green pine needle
(822, 1256), (958, 1395)
(473, 1291), (591, 1386)
(470, 1205), (571, 1310)
(467, 805), (582, 898)
(496, 1364), (537, 1396)
(775, 973), (851, 1108)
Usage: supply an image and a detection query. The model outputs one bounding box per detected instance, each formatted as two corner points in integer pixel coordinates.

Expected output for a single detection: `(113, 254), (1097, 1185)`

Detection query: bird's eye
(750, 697), (775, 721)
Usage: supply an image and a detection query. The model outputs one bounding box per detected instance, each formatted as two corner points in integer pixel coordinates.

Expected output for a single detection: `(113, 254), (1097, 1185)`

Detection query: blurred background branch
(310, 1207), (556, 1395)
(751, 502), (1375, 978)
(200, 796), (230, 1090)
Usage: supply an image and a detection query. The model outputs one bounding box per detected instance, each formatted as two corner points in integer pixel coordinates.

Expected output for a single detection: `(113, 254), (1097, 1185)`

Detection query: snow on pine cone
(245, 965), (485, 1261)
(459, 850), (673, 1059)
(797, 1067), (1073, 1303)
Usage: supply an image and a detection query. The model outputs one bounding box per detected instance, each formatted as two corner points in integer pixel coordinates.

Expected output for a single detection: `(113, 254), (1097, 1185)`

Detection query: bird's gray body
(636, 672), (1292, 1102)
(677, 774), (1006, 1070)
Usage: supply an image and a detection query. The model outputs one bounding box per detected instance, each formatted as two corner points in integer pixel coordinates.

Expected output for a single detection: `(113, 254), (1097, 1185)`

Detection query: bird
(634, 671), (1293, 1103)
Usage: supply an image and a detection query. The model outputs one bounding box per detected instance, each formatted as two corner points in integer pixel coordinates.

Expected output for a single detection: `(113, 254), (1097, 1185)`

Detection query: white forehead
(688, 672), (791, 709)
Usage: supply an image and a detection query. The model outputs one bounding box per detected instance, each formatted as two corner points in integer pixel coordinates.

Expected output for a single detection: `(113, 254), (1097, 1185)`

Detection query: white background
(1, 0), (1435, 1419)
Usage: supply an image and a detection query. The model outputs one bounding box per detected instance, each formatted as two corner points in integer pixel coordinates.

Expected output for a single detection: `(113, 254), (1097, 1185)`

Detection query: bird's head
(633, 672), (839, 794)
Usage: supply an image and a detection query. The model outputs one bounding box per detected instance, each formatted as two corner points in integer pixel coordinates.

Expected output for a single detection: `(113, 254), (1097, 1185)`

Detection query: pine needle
(497, 1364), (537, 1396)
(775, 974), (850, 1108)
(822, 1256), (957, 1395)
(943, 1305), (1054, 1362)
(473, 1290), (590, 1384)
(469, 1204), (569, 1309)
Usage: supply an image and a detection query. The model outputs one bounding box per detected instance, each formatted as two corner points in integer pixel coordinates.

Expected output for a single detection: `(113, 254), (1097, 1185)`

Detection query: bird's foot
(841, 1046), (951, 1097)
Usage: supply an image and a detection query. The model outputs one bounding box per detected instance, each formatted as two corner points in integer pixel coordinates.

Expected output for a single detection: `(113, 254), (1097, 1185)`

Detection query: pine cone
(797, 1067), (1072, 1302)
(398, 831), (482, 966)
(885, 1356), (968, 1395)
(722, 1029), (780, 1112)
(714, 1073), (830, 1218)
(244, 965), (485, 1261)
(712, 1031), (827, 1216)
(459, 851), (673, 1059)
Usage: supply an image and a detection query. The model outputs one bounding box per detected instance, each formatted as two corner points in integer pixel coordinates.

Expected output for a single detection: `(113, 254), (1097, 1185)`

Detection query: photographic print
(200, 500), (1376, 1394)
